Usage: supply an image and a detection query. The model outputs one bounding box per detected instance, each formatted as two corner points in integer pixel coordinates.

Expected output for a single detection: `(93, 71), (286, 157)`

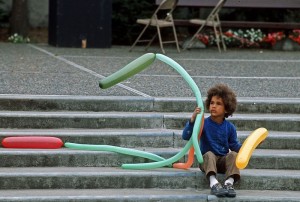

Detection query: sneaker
(224, 183), (236, 197)
(210, 183), (228, 197)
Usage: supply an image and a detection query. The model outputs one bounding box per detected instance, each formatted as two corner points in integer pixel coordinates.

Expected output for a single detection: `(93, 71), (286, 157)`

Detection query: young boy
(182, 83), (242, 197)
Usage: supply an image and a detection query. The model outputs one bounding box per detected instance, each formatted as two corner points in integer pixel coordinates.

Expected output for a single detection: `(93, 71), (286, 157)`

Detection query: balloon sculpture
(65, 53), (268, 170)
(0, 52), (267, 170)
(65, 53), (204, 170)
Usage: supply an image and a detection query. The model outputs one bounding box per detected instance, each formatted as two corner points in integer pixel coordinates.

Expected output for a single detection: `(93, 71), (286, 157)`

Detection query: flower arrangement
(289, 29), (300, 45)
(196, 33), (210, 45)
(196, 28), (266, 48)
(195, 28), (300, 49)
(224, 28), (265, 48)
(8, 33), (30, 43)
(262, 31), (285, 46)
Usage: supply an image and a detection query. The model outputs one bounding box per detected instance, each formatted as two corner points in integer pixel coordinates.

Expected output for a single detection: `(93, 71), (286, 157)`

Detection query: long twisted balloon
(65, 53), (204, 169)
(121, 54), (204, 169)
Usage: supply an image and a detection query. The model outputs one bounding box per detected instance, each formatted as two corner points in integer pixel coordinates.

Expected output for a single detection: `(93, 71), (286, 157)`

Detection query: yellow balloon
(236, 128), (268, 169)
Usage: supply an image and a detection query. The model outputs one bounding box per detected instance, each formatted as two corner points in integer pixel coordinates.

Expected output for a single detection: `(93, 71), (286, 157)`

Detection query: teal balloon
(67, 53), (205, 170)
(122, 139), (193, 169)
(99, 53), (156, 89)
(156, 54), (204, 163)
(65, 142), (166, 162)
(121, 54), (204, 169)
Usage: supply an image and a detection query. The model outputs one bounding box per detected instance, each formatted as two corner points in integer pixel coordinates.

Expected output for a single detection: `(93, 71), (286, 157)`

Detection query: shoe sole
(211, 190), (228, 197)
(226, 193), (236, 197)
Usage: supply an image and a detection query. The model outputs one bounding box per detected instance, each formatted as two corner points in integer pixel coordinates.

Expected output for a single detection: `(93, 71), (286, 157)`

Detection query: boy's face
(209, 95), (226, 119)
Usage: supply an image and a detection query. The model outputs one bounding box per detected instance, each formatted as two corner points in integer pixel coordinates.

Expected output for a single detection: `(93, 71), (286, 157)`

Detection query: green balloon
(122, 139), (193, 169)
(68, 53), (204, 170)
(99, 53), (156, 89)
(156, 54), (204, 163)
(121, 54), (204, 169)
(65, 142), (166, 162)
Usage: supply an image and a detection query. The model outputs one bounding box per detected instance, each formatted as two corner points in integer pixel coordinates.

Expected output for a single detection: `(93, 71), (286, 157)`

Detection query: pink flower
(289, 29), (300, 45)
(224, 31), (234, 37)
(262, 32), (285, 46)
(197, 34), (209, 45)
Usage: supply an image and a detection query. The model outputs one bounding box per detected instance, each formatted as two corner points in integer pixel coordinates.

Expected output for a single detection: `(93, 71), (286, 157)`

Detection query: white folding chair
(185, 0), (227, 52)
(129, 0), (180, 54)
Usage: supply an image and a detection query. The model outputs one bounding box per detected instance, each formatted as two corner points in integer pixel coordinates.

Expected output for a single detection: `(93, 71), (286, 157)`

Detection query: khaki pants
(200, 151), (240, 182)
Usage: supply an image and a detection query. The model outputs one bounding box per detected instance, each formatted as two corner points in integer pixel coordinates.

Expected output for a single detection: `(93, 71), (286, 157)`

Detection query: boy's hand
(190, 107), (201, 123)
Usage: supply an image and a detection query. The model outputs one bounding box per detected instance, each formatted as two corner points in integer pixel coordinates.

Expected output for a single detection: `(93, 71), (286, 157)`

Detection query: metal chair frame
(129, 0), (180, 54)
(185, 0), (227, 52)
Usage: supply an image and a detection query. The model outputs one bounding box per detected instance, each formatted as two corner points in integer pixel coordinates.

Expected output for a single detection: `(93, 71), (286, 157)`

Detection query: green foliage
(112, 0), (156, 45)
(0, 0), (9, 27)
(8, 33), (30, 43)
(0, 0), (5, 21)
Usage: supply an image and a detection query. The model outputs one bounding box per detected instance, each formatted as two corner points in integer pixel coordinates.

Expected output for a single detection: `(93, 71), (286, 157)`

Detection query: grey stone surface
(0, 43), (299, 98)
(0, 148), (298, 169)
(0, 42), (300, 201)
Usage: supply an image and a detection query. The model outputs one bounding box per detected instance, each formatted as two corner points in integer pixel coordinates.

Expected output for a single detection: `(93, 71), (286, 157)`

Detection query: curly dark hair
(205, 83), (237, 118)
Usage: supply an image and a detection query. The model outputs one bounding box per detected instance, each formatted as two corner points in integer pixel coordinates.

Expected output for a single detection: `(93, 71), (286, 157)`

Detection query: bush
(0, 0), (6, 22)
(8, 33), (30, 43)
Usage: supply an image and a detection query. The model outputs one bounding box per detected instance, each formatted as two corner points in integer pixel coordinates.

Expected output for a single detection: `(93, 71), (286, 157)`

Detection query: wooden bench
(156, 0), (300, 30)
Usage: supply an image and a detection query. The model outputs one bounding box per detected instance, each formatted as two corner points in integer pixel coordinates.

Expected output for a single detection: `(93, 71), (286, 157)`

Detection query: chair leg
(172, 25), (180, 53)
(184, 24), (205, 50)
(184, 33), (196, 50)
(216, 15), (226, 51)
(129, 24), (149, 52)
(145, 33), (157, 51)
(218, 26), (226, 51)
(156, 26), (165, 54)
(213, 25), (221, 53)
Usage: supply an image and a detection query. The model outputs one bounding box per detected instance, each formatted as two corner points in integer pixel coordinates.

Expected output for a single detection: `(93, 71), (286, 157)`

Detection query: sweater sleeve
(228, 124), (242, 152)
(182, 120), (194, 140)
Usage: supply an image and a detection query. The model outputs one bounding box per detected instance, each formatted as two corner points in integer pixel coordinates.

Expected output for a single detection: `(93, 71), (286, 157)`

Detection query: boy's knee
(228, 151), (238, 158)
(204, 151), (215, 159)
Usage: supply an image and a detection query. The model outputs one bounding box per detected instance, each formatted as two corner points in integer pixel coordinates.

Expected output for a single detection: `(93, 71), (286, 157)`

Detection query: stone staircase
(0, 94), (299, 202)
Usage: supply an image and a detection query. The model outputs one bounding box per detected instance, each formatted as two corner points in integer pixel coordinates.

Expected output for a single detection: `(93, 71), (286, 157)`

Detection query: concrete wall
(1, 0), (48, 27)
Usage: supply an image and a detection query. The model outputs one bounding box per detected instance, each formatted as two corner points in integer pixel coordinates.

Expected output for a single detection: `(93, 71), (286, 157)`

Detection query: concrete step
(0, 95), (299, 114)
(0, 148), (299, 170)
(0, 167), (299, 191)
(1, 129), (299, 150)
(247, 149), (300, 169)
(177, 130), (300, 150)
(0, 111), (299, 131)
(0, 147), (181, 167)
(0, 95), (298, 196)
(237, 131), (300, 150)
(0, 189), (299, 202)
(0, 95), (155, 112)
(237, 97), (300, 114)
(166, 113), (300, 132)
(0, 128), (177, 148)
(0, 188), (216, 202)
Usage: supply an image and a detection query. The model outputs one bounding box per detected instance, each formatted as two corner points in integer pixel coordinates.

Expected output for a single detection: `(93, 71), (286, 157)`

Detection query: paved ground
(0, 42), (299, 98)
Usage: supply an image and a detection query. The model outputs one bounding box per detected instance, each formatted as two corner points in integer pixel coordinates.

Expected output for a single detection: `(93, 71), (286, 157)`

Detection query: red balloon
(1, 136), (63, 149)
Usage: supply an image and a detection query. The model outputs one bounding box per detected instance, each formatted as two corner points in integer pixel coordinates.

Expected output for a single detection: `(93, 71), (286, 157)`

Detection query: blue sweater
(182, 116), (242, 156)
